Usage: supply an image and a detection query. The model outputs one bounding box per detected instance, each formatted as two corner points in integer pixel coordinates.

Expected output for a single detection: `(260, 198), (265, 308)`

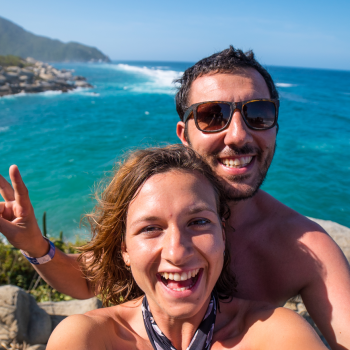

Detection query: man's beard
(185, 126), (276, 201)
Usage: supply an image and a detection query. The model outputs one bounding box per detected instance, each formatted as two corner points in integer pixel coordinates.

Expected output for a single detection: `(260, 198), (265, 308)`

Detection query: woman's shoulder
(245, 306), (327, 350)
(46, 300), (144, 350)
(46, 312), (114, 350)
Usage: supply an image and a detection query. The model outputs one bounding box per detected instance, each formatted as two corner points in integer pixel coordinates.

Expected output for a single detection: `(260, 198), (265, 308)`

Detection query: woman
(47, 145), (326, 350)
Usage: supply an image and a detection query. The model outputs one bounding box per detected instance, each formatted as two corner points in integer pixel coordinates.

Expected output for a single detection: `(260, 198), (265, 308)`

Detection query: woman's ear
(121, 241), (130, 266)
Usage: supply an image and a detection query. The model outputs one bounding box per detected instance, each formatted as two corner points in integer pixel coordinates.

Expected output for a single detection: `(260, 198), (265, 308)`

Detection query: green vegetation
(0, 212), (86, 302)
(0, 54), (32, 67)
(0, 16), (110, 63)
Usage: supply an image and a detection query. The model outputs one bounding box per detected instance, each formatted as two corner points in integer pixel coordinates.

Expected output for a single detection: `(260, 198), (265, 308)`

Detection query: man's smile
(219, 156), (253, 169)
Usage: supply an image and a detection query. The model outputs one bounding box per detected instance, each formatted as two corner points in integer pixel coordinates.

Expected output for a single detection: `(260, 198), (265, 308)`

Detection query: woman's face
(123, 170), (225, 320)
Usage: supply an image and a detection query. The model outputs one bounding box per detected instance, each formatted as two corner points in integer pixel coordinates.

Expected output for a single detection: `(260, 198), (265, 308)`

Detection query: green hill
(0, 16), (110, 63)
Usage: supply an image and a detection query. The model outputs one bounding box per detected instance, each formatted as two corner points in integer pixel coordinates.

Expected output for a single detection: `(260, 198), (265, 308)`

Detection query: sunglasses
(183, 99), (279, 132)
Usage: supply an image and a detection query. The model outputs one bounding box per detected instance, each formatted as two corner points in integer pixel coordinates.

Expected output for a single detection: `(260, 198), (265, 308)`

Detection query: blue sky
(1, 0), (350, 70)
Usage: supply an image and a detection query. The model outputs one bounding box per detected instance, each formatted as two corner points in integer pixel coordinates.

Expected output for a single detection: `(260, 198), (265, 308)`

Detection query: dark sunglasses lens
(196, 103), (231, 131)
(243, 101), (276, 129)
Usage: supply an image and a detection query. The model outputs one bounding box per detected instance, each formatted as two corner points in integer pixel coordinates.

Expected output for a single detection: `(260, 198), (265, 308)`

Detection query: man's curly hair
(175, 46), (279, 121)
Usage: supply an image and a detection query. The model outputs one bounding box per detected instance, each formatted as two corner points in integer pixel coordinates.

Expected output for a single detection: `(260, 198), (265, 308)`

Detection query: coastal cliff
(0, 56), (92, 97)
(0, 16), (110, 63)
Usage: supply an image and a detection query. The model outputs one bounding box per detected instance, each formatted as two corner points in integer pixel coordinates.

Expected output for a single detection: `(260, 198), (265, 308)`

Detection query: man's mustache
(213, 144), (263, 158)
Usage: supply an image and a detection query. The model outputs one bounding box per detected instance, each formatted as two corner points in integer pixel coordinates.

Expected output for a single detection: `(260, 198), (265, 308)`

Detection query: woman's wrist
(21, 235), (51, 258)
(21, 237), (56, 265)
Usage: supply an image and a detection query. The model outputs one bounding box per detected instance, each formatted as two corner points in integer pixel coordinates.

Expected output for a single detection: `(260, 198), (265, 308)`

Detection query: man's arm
(300, 226), (350, 350)
(0, 165), (94, 299)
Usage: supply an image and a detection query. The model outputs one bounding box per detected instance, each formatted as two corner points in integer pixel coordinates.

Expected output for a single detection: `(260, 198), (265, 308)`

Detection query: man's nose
(223, 109), (254, 147)
(162, 225), (194, 265)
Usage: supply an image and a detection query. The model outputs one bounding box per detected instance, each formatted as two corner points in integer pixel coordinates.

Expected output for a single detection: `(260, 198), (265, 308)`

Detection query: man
(1, 46), (350, 349)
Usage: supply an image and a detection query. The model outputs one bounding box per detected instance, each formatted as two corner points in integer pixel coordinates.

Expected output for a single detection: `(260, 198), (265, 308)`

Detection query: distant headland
(0, 55), (93, 97)
(0, 16), (110, 63)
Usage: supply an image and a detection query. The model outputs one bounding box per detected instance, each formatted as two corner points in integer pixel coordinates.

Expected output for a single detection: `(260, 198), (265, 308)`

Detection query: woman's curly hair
(78, 144), (237, 306)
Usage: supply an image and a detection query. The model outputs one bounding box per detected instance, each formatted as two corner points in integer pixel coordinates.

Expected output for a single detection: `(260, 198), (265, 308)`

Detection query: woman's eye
(141, 226), (162, 233)
(189, 218), (211, 226)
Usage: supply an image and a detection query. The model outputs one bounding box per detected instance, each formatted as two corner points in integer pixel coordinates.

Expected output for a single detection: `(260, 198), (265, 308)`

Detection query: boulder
(0, 84), (10, 93)
(27, 345), (46, 350)
(39, 73), (55, 81)
(3, 72), (19, 83)
(0, 75), (6, 85)
(6, 66), (20, 73)
(20, 69), (35, 78)
(74, 81), (90, 87)
(38, 297), (102, 316)
(26, 57), (38, 64)
(309, 217), (350, 263)
(0, 286), (51, 345)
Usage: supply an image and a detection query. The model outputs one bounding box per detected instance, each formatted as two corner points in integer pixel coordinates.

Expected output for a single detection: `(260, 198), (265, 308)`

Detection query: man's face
(176, 69), (277, 201)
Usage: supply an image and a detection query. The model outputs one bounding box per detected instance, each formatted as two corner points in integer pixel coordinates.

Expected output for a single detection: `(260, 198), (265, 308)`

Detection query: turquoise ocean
(0, 62), (349, 240)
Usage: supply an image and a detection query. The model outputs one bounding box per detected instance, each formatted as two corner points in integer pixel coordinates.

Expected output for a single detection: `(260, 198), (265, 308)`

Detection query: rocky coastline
(0, 57), (92, 97)
(1, 218), (349, 349)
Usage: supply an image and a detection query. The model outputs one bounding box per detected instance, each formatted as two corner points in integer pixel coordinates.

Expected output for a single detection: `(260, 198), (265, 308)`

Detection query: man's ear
(121, 241), (130, 266)
(176, 121), (189, 146)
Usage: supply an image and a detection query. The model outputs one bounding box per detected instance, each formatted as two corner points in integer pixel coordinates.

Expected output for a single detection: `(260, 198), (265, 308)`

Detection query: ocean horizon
(0, 61), (349, 240)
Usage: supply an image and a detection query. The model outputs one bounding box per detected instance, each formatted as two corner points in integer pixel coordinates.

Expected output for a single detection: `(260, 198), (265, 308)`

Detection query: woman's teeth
(160, 268), (199, 281)
(159, 269), (200, 291)
(221, 156), (252, 168)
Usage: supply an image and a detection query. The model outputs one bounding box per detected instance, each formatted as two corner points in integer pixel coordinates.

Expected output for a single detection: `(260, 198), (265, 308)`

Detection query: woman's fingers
(9, 165), (32, 217)
(0, 172), (15, 202)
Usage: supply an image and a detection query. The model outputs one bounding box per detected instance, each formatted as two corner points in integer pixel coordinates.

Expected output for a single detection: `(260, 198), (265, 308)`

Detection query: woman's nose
(161, 225), (194, 265)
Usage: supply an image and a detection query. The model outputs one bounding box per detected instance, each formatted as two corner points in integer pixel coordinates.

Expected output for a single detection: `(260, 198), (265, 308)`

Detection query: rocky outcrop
(0, 286), (51, 347)
(309, 217), (350, 263)
(0, 285), (101, 349)
(0, 57), (92, 97)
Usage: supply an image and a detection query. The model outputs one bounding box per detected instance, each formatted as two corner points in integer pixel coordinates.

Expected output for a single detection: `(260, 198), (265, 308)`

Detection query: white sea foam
(276, 83), (295, 88)
(117, 64), (182, 87)
(68, 88), (100, 97)
(0, 126), (9, 133)
(98, 63), (183, 94)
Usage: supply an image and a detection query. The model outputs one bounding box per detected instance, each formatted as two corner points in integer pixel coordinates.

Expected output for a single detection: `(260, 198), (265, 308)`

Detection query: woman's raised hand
(0, 165), (49, 257)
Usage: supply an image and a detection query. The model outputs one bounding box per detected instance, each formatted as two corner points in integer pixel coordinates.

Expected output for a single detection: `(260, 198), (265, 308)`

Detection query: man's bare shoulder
(256, 190), (329, 241)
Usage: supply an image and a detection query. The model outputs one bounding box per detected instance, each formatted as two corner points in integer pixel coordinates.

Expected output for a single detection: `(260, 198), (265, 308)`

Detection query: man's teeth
(160, 268), (199, 282)
(221, 156), (252, 168)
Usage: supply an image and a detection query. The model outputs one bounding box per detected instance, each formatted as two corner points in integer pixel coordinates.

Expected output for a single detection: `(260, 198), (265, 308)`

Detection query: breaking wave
(276, 83), (296, 88)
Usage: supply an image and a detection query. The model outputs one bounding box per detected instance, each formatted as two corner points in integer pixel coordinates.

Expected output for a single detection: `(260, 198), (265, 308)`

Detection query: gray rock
(26, 345), (46, 350)
(26, 57), (38, 64)
(0, 286), (51, 345)
(3, 72), (19, 83)
(309, 217), (350, 263)
(6, 66), (20, 73)
(38, 297), (102, 316)
(74, 81), (90, 87)
(20, 69), (35, 78)
(0, 75), (6, 85)
(0, 84), (10, 92)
